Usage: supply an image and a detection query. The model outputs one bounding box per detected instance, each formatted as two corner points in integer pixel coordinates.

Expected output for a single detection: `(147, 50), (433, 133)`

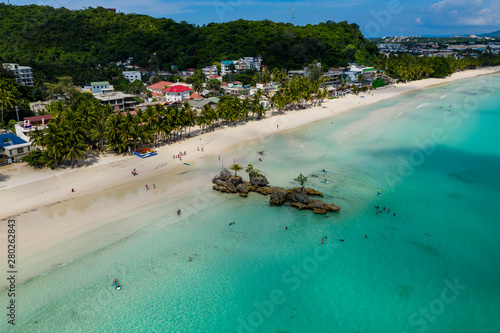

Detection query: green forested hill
(0, 4), (378, 84)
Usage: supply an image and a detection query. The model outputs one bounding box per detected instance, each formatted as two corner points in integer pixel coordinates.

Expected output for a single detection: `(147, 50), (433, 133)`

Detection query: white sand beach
(1, 66), (499, 287)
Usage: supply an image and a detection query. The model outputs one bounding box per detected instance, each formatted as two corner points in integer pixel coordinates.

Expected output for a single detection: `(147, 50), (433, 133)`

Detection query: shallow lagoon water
(3, 74), (500, 332)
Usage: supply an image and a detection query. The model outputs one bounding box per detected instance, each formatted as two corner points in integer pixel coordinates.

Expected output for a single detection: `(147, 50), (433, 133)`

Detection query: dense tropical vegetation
(375, 53), (500, 81)
(0, 4), (378, 85)
(23, 91), (274, 168)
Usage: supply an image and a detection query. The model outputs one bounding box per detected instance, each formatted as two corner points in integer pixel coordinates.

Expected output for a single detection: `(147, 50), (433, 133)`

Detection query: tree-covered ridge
(0, 4), (378, 84)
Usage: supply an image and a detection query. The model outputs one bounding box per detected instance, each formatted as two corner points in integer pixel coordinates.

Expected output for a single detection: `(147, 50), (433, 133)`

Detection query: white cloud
(430, 0), (482, 12)
(428, 0), (500, 26)
(415, 17), (423, 24)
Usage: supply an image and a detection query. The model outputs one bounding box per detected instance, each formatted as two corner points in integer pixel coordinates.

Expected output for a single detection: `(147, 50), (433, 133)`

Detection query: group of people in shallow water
(375, 205), (396, 216)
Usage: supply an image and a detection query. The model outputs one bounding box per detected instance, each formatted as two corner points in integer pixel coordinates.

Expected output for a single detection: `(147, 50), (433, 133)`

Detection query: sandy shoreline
(1, 66), (499, 287)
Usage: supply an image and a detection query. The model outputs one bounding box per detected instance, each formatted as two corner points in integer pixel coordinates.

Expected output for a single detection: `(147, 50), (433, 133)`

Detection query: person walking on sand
(146, 185), (149, 190)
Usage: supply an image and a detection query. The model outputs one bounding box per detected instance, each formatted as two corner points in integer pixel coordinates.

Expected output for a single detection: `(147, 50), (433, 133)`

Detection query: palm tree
(65, 140), (88, 167)
(43, 123), (64, 168)
(158, 115), (173, 143)
(241, 97), (250, 121)
(181, 101), (195, 137)
(231, 163), (242, 176)
(105, 113), (124, 152)
(30, 127), (44, 149)
(0, 81), (17, 125)
(142, 105), (159, 143)
(192, 79), (203, 94)
(119, 111), (137, 152)
(207, 79), (221, 95)
(90, 119), (107, 151)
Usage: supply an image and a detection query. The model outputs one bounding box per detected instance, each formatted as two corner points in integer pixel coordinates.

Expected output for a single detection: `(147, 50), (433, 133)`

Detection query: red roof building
(24, 114), (52, 125)
(163, 85), (192, 103)
(147, 81), (174, 95)
(190, 93), (204, 99)
(163, 85), (191, 93)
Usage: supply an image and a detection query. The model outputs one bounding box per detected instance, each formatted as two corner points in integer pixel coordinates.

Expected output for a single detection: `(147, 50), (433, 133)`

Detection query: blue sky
(10, 0), (500, 37)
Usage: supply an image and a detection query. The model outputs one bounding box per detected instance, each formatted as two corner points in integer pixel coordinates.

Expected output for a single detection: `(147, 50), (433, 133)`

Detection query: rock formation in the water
(212, 168), (340, 214)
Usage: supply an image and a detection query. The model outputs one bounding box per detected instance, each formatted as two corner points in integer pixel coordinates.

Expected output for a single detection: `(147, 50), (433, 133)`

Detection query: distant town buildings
(122, 71), (142, 82)
(202, 65), (218, 77)
(221, 61), (234, 76)
(91, 81), (112, 94)
(29, 101), (53, 115)
(377, 37), (499, 57)
(3, 63), (34, 86)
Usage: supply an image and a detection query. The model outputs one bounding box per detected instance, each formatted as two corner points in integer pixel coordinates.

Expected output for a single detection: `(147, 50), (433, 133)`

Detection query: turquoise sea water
(3, 74), (500, 332)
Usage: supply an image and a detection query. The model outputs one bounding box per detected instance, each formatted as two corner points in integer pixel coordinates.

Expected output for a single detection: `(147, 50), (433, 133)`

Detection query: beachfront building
(15, 114), (52, 142)
(122, 71), (142, 82)
(163, 85), (192, 103)
(202, 65), (218, 77)
(321, 68), (345, 89)
(345, 65), (376, 82)
(3, 63), (34, 86)
(251, 82), (280, 96)
(91, 81), (112, 94)
(93, 91), (136, 111)
(0, 130), (32, 164)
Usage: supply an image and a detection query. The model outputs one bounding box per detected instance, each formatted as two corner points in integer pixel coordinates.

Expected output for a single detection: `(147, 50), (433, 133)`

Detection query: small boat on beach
(113, 279), (121, 290)
(134, 148), (157, 159)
